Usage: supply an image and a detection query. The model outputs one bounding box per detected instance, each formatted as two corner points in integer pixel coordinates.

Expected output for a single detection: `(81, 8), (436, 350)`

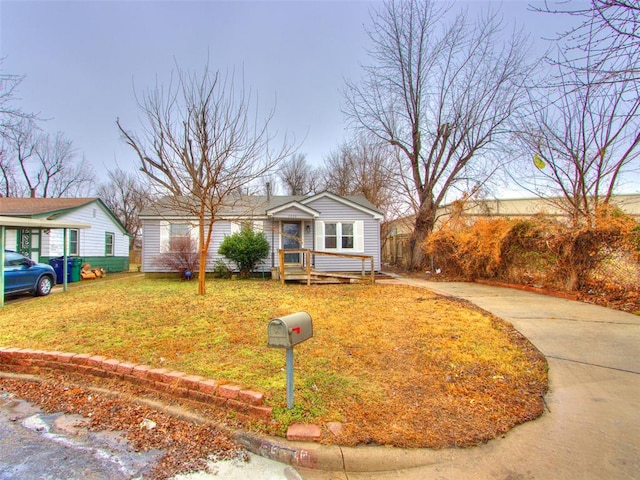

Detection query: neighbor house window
(68, 229), (79, 255)
(105, 232), (114, 256)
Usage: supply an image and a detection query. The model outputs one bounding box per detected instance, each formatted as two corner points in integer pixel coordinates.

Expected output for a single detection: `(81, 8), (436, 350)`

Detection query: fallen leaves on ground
(0, 375), (245, 479)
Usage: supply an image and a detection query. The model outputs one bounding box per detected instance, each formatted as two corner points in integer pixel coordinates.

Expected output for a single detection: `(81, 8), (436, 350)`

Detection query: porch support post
(62, 228), (68, 292)
(0, 226), (5, 308)
(306, 250), (311, 286)
(271, 221), (275, 268)
(371, 257), (375, 284)
(279, 249), (285, 284)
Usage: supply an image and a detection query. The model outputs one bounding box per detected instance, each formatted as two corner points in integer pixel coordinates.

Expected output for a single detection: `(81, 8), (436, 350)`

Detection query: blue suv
(3, 250), (57, 297)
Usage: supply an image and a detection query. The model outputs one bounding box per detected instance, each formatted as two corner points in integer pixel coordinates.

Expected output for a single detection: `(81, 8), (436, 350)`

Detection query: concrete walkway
(296, 279), (640, 480)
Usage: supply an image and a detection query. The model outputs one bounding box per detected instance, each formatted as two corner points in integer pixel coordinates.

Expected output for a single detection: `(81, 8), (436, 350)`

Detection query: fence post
(371, 257), (375, 284)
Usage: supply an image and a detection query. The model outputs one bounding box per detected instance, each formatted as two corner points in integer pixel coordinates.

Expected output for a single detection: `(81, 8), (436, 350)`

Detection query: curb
(0, 369), (442, 473)
(0, 347), (271, 421)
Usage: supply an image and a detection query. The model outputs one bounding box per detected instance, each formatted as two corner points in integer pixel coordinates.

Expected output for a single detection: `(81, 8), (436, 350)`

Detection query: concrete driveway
(298, 280), (640, 480)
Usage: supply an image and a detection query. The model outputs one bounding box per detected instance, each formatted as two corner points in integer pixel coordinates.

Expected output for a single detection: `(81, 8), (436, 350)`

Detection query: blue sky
(1, 0), (569, 183)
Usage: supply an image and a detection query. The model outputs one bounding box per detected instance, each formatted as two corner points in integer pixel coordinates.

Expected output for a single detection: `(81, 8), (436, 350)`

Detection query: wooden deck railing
(278, 249), (375, 285)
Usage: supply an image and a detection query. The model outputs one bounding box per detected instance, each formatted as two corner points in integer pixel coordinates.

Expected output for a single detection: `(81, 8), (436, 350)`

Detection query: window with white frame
(230, 220), (264, 235)
(159, 222), (198, 253)
(68, 229), (79, 255)
(324, 223), (337, 249)
(105, 232), (114, 256)
(341, 223), (354, 249)
(316, 221), (363, 252)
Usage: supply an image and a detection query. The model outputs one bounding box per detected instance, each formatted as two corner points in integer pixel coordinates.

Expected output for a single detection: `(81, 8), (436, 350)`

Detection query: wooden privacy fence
(278, 249), (375, 285)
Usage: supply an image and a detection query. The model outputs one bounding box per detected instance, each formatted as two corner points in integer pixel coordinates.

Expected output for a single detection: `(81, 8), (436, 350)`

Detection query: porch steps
(282, 268), (374, 284)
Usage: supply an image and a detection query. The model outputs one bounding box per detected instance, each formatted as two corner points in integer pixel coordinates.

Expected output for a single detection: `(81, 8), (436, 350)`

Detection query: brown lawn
(0, 274), (548, 447)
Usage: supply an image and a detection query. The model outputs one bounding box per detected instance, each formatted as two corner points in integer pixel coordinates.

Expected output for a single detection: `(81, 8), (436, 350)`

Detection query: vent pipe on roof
(30, 188), (36, 198)
(266, 182), (271, 200)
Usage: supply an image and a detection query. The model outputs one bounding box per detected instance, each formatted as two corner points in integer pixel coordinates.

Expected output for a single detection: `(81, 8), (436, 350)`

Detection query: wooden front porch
(278, 249), (376, 285)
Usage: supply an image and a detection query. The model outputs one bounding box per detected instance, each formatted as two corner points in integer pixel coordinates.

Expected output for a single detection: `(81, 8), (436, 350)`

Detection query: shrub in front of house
(154, 236), (200, 278)
(218, 226), (269, 278)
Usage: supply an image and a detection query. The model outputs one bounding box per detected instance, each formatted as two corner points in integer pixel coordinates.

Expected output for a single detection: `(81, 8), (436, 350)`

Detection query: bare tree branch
(97, 167), (153, 248)
(343, 0), (535, 268)
(117, 65), (294, 294)
(278, 153), (317, 195)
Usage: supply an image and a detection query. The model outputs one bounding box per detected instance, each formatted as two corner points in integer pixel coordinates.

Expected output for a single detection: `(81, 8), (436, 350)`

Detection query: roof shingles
(0, 198), (97, 217)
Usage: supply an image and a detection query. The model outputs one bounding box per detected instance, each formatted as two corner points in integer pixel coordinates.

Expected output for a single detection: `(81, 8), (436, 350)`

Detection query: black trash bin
(49, 257), (75, 284)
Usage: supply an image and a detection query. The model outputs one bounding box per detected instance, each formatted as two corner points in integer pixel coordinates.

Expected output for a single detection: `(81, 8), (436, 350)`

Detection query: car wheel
(35, 276), (53, 296)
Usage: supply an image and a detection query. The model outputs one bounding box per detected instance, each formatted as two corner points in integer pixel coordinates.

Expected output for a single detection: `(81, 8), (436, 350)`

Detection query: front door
(282, 222), (301, 264)
(18, 229), (31, 257)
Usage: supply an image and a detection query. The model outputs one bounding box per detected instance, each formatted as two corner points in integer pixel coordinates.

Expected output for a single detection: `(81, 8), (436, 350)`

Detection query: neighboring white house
(0, 197), (131, 272)
(139, 191), (383, 274)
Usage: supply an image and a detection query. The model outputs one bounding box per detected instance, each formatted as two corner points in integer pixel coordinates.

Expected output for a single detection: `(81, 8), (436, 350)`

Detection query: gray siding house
(140, 192), (382, 274)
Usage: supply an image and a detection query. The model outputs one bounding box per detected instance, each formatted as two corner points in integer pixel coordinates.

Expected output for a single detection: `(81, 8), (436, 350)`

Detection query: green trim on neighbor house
(31, 198), (130, 237)
(40, 255), (129, 273)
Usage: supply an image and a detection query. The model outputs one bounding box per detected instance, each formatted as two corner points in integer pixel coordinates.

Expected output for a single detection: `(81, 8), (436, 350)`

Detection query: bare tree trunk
(198, 220), (207, 295)
(409, 199), (436, 270)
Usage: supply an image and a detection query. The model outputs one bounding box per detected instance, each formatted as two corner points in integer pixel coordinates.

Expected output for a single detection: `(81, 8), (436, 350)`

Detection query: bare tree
(320, 135), (396, 215)
(97, 168), (152, 248)
(513, 20), (640, 227)
(278, 153), (317, 195)
(34, 131), (95, 197)
(1, 119), (37, 196)
(536, 1), (640, 84)
(0, 64), (37, 196)
(0, 141), (15, 197)
(0, 64), (35, 134)
(321, 144), (356, 198)
(117, 66), (294, 295)
(2, 121), (94, 198)
(344, 0), (534, 268)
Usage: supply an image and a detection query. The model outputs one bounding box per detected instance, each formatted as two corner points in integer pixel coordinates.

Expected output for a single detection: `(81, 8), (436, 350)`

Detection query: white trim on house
(266, 202), (319, 218)
(315, 220), (364, 253)
(301, 192), (384, 220)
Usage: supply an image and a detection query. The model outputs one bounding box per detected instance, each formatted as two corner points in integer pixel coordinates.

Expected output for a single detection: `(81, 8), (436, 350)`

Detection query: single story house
(139, 191), (382, 275)
(0, 197), (131, 272)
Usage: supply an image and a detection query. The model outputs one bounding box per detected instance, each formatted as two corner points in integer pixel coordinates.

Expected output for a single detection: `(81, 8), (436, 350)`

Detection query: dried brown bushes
(425, 205), (640, 303)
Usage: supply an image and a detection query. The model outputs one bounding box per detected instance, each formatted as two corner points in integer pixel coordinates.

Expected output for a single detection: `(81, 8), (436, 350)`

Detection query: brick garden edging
(0, 347), (272, 421)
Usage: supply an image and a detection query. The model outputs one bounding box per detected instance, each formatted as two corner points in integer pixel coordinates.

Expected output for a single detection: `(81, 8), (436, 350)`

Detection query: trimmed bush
(218, 226), (269, 278)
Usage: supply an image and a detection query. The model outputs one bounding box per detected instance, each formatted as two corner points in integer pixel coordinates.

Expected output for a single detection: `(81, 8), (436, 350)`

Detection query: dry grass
(0, 274), (547, 448)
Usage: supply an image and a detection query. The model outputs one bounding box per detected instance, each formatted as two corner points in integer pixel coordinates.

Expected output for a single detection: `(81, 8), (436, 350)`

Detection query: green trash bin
(70, 258), (82, 282)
